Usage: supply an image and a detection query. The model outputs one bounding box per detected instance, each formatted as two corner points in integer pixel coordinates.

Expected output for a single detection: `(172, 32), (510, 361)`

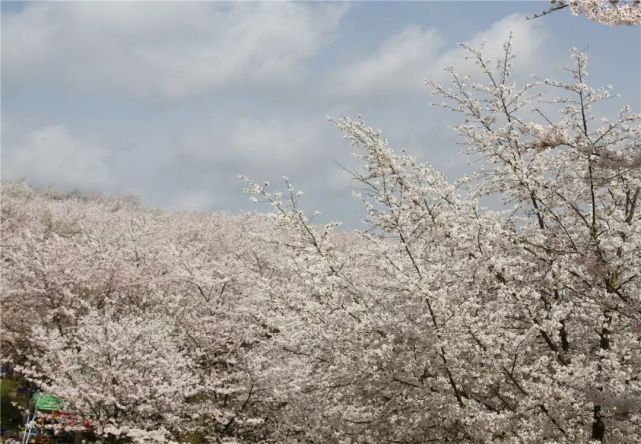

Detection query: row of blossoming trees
(1, 182), (290, 441)
(2, 5), (640, 444)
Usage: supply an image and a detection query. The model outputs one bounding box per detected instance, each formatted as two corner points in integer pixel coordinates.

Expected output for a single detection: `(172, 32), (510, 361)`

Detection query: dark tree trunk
(592, 405), (605, 441)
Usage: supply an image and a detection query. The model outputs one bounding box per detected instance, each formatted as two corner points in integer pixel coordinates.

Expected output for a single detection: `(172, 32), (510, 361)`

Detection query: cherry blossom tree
(243, 38), (641, 442)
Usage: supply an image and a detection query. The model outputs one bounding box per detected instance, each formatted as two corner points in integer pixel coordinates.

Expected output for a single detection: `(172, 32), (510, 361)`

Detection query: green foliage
(0, 376), (27, 432)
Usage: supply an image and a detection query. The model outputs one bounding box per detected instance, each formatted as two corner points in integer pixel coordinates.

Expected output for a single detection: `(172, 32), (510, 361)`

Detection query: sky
(2, 1), (640, 227)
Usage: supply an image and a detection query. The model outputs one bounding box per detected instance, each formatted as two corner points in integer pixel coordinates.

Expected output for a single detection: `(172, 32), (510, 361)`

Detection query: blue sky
(2, 1), (639, 226)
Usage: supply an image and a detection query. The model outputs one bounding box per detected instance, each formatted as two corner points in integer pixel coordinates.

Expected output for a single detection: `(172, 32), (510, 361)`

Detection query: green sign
(32, 392), (64, 411)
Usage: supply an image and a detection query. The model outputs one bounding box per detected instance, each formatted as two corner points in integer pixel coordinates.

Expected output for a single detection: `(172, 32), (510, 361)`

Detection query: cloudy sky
(2, 1), (639, 226)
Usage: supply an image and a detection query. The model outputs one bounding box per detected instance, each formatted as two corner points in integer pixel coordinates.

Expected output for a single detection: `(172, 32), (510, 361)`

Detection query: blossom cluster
(542, 0), (641, 25)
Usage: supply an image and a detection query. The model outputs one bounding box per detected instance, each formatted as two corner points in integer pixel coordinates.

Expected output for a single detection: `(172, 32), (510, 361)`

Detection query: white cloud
(2, 2), (347, 99)
(335, 26), (445, 97)
(179, 117), (338, 174)
(163, 190), (220, 213)
(2, 125), (114, 190)
(326, 167), (353, 195)
(332, 14), (550, 98)
(430, 13), (550, 81)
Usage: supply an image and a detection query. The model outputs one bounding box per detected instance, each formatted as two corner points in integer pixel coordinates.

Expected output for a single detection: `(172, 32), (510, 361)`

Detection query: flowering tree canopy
(1, 20), (639, 444)
(1, 184), (281, 442)
(243, 39), (641, 442)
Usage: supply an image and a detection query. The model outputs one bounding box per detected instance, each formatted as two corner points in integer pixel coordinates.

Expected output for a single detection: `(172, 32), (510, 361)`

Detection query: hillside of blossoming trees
(1, 181), (290, 442)
(2, 3), (640, 443)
